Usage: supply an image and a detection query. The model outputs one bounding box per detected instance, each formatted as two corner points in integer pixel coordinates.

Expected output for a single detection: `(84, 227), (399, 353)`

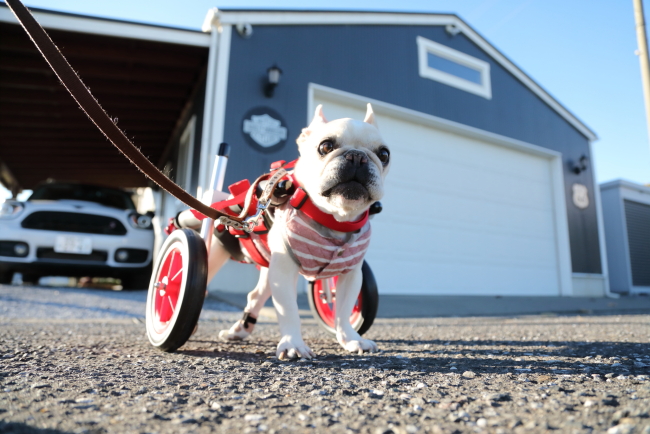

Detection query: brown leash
(5, 0), (228, 221)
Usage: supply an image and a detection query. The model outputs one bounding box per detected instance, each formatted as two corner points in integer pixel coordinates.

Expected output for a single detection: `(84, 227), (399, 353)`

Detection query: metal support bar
(200, 143), (230, 251)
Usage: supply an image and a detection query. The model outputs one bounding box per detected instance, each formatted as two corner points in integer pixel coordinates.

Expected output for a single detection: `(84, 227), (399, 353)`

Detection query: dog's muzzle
(322, 150), (373, 201)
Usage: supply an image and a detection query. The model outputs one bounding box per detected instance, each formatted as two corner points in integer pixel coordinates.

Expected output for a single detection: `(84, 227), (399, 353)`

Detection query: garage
(311, 85), (572, 295)
(1, 7), (605, 297)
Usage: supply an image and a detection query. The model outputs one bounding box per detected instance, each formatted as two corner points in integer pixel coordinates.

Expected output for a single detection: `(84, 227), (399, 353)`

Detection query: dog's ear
(363, 103), (378, 129)
(297, 104), (328, 144)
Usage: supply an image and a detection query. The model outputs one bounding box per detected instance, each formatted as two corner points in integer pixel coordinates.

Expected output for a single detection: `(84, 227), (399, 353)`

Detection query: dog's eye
(377, 148), (390, 165)
(318, 141), (334, 156)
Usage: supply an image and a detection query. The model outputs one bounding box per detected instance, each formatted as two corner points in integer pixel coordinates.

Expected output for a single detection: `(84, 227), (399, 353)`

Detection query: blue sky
(2, 0), (649, 199)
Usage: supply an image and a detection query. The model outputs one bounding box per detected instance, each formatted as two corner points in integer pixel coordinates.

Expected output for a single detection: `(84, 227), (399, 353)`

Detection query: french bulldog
(213, 103), (391, 359)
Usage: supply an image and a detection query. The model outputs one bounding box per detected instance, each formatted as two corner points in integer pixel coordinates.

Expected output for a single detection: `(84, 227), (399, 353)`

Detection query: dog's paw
(218, 320), (252, 341)
(337, 331), (379, 354)
(276, 336), (315, 360)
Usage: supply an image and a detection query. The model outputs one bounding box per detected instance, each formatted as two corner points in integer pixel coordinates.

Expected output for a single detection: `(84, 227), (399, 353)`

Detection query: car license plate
(54, 235), (92, 254)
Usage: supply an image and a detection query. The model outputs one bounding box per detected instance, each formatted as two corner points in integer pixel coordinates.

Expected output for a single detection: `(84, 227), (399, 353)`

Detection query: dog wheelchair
(145, 145), (380, 352)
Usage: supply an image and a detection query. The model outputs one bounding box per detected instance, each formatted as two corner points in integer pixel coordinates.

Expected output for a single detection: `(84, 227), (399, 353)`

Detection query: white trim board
(211, 9), (597, 142)
(309, 83), (575, 296)
(201, 24), (232, 191)
(0, 6), (210, 46)
(198, 25), (221, 198)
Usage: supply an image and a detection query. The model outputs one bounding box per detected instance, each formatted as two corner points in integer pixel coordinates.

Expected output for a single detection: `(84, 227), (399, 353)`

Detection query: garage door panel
(383, 118), (552, 183)
(387, 158), (553, 216)
(384, 182), (554, 227)
(369, 221), (557, 267)
(315, 96), (562, 296)
(366, 257), (559, 296)
(380, 187), (556, 238)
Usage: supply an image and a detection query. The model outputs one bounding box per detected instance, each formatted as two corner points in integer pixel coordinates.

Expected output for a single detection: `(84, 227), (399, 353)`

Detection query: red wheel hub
(152, 246), (183, 333)
(312, 277), (362, 329)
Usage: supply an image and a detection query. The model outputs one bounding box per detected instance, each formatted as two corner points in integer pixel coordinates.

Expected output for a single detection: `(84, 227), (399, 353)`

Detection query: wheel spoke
(166, 295), (176, 314)
(164, 250), (176, 280)
(153, 246), (183, 329)
(170, 267), (183, 283)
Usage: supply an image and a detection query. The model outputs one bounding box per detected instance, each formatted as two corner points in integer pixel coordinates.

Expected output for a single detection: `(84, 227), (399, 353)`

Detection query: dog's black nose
(344, 150), (368, 166)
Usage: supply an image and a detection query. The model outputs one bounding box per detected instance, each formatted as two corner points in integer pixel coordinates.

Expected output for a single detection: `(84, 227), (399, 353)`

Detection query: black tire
(145, 229), (207, 352)
(0, 271), (12, 284)
(308, 260), (379, 336)
(21, 272), (40, 285)
(120, 265), (153, 290)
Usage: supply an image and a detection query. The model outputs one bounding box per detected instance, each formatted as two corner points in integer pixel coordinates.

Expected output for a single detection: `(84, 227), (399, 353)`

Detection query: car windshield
(28, 184), (136, 210)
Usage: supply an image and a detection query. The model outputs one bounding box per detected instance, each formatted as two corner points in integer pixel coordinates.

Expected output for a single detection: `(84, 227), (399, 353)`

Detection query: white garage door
(313, 92), (567, 296)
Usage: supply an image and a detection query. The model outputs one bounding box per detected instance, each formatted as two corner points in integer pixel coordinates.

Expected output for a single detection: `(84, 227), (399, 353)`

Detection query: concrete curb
(208, 291), (650, 319)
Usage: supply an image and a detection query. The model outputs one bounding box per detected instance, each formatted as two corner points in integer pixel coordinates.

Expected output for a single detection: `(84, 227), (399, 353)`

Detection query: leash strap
(5, 0), (227, 221)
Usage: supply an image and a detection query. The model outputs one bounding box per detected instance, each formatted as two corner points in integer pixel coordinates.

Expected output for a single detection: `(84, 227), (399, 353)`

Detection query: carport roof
(0, 4), (210, 192)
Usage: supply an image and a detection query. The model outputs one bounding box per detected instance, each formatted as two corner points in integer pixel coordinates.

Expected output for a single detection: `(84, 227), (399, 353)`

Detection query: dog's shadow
(176, 337), (359, 363)
(175, 337), (649, 377)
(176, 338), (277, 362)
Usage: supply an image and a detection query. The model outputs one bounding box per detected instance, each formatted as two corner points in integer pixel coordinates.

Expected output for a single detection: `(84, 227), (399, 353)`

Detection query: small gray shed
(600, 180), (650, 294)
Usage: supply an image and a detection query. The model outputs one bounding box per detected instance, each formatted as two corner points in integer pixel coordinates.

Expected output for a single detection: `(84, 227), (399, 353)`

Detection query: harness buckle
(243, 198), (271, 232)
(217, 216), (247, 232)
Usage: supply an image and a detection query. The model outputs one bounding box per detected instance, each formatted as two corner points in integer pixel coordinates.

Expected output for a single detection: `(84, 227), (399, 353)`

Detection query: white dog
(211, 104), (391, 359)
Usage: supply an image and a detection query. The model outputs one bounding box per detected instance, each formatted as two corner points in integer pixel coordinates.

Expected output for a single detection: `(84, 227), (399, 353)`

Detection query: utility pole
(633, 0), (650, 144)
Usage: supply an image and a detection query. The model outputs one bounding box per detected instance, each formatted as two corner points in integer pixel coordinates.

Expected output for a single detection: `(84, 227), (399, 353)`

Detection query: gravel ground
(0, 284), (649, 434)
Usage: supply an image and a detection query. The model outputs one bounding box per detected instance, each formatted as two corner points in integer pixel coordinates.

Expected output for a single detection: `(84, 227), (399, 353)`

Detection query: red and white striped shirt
(274, 204), (372, 280)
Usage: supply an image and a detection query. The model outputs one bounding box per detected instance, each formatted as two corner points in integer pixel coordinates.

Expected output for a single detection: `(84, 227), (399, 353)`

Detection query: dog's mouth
(322, 181), (369, 201)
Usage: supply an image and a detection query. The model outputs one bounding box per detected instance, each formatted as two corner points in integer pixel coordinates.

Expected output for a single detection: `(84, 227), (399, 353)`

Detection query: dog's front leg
(268, 252), (315, 360)
(334, 266), (378, 354)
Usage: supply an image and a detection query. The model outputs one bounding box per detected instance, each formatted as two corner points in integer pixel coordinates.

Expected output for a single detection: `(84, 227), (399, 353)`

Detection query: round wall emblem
(572, 183), (590, 209)
(241, 107), (288, 153)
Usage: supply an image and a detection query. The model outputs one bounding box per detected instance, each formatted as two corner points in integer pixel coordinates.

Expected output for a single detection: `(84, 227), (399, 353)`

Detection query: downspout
(590, 141), (618, 298)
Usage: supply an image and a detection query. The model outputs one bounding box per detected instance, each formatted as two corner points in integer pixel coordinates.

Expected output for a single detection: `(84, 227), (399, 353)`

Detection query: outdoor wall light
(265, 65), (283, 98)
(236, 23), (253, 38)
(569, 154), (589, 174)
(445, 23), (461, 36)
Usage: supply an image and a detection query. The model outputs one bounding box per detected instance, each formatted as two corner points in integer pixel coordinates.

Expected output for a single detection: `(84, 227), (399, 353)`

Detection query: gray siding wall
(221, 24), (601, 274)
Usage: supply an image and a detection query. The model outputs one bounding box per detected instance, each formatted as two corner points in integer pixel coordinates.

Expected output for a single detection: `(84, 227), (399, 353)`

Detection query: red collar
(288, 174), (369, 233)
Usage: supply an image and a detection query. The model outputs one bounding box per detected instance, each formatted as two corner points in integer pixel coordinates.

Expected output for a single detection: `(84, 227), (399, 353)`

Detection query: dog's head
(294, 104), (390, 222)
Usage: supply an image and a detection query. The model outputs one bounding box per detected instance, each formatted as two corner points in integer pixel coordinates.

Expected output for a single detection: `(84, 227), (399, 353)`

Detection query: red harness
(287, 174), (369, 233)
(186, 159), (370, 268)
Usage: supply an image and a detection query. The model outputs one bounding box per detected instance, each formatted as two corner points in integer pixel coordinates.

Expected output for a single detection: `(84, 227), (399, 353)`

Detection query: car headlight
(128, 212), (153, 230)
(0, 201), (24, 220)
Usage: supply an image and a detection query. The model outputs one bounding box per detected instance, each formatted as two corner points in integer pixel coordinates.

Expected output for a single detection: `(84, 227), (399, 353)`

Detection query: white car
(0, 183), (154, 289)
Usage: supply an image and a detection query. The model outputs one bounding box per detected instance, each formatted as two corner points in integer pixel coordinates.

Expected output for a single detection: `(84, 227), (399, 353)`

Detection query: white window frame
(416, 36), (492, 99)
